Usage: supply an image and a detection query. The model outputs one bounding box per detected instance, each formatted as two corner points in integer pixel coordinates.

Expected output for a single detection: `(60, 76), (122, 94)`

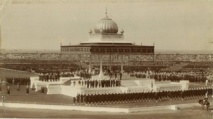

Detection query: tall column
(88, 54), (92, 74)
(121, 54), (124, 73)
(99, 54), (104, 79)
(109, 53), (112, 71)
(153, 53), (155, 62)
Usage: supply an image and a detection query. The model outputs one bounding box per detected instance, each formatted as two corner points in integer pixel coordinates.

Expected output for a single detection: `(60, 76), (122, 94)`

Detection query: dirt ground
(0, 106), (212, 119)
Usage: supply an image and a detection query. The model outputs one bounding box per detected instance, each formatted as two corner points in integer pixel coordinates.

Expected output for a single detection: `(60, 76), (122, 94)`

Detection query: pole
(88, 54), (92, 74)
(109, 53), (112, 71)
(1, 78), (7, 117)
(99, 54), (103, 79)
(121, 54), (124, 73)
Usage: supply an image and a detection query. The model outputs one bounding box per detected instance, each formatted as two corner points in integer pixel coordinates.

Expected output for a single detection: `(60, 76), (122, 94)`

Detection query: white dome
(94, 16), (118, 34)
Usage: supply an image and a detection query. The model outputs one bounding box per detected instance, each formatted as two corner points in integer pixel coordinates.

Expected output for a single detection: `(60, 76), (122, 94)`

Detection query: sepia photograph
(0, 0), (212, 118)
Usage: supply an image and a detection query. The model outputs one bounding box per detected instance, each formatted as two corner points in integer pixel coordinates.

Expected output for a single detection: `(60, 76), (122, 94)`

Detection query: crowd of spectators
(0, 53), (212, 62)
(129, 70), (212, 83)
(183, 62), (213, 69)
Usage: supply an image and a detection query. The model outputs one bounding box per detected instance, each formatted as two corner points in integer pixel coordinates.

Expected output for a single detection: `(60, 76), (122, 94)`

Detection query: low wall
(126, 86), (151, 93)
(0, 102), (204, 113)
(129, 105), (173, 113)
(30, 77), (39, 88)
(180, 80), (189, 90)
(61, 86), (81, 97)
(155, 80), (189, 91)
(135, 79), (155, 89)
(35, 83), (48, 91)
(80, 87), (123, 94)
(60, 77), (81, 83)
(121, 80), (138, 87)
(0, 102), (128, 113)
(47, 85), (61, 94)
(155, 83), (181, 91)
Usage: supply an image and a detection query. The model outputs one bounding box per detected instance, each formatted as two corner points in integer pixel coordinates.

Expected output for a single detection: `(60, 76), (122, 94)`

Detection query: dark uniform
(41, 86), (45, 93)
(73, 97), (76, 104)
(7, 86), (10, 95)
(76, 94), (80, 103)
(17, 83), (20, 91)
(26, 85), (29, 95)
(119, 72), (122, 80)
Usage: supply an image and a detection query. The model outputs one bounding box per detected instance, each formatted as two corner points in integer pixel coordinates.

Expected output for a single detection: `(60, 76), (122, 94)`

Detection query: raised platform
(41, 78), (189, 97)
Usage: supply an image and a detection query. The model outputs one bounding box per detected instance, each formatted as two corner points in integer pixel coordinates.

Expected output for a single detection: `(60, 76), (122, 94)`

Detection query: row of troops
(131, 72), (207, 82)
(73, 87), (212, 104)
(6, 77), (30, 85)
(4, 85), (30, 95)
(38, 72), (89, 82)
(70, 79), (121, 88)
(39, 75), (60, 82)
(76, 72), (92, 79)
(3, 84), (47, 94)
(154, 74), (207, 82)
(106, 69), (123, 80)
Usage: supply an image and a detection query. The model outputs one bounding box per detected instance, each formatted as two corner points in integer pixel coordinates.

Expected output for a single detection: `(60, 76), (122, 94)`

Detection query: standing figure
(181, 90), (185, 100)
(119, 72), (122, 80)
(155, 92), (159, 102)
(32, 83), (35, 91)
(26, 85), (29, 95)
(17, 83), (20, 91)
(73, 97), (76, 104)
(205, 79), (209, 86)
(114, 71), (117, 79)
(41, 86), (44, 94)
(12, 79), (15, 85)
(73, 81), (76, 87)
(7, 86), (10, 95)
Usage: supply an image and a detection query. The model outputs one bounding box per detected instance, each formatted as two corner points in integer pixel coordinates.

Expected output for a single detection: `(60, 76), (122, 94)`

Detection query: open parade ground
(0, 107), (212, 118)
(1, 0), (213, 118)
(0, 68), (212, 118)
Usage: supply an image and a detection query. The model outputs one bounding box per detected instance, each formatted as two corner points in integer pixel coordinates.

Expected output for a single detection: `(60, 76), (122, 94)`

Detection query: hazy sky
(1, 0), (213, 52)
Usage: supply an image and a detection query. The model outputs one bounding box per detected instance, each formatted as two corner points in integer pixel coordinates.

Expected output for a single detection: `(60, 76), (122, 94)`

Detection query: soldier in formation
(26, 85), (30, 95)
(6, 77), (30, 85)
(71, 79), (121, 88)
(16, 83), (20, 91)
(7, 86), (10, 95)
(73, 87), (212, 104)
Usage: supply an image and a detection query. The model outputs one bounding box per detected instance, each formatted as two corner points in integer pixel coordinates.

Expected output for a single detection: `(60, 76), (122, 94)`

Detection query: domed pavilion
(61, 10), (155, 79)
